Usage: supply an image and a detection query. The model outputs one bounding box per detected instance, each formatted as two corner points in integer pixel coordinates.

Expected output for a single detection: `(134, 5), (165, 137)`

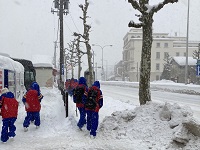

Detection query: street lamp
(185, 0), (190, 85)
(104, 60), (108, 81)
(92, 44), (112, 81)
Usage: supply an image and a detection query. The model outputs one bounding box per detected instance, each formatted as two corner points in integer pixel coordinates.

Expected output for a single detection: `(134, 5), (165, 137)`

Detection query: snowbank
(99, 102), (200, 149)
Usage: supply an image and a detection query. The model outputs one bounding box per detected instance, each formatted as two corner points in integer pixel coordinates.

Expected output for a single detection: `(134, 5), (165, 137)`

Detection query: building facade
(120, 28), (199, 82)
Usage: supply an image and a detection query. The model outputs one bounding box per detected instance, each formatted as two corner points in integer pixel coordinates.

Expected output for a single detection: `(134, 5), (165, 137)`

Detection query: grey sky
(0, 0), (199, 72)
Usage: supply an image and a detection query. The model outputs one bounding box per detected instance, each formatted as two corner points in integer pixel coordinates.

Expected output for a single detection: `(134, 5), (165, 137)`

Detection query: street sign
(197, 65), (200, 76)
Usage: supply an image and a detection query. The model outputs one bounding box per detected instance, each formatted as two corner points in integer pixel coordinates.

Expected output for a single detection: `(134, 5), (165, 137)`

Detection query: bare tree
(127, 0), (178, 105)
(73, 33), (87, 79)
(65, 40), (77, 78)
(79, 0), (94, 87)
(193, 43), (200, 60)
(161, 53), (172, 80)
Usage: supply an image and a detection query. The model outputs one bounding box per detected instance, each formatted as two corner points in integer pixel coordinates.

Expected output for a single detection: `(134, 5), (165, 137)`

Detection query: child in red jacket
(85, 81), (103, 138)
(22, 82), (43, 132)
(0, 88), (19, 143)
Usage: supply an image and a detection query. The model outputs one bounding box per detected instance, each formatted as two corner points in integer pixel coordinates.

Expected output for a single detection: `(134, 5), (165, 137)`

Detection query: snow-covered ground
(1, 80), (200, 150)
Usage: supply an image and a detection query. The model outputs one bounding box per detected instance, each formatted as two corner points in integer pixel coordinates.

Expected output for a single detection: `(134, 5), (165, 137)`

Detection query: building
(170, 57), (197, 84)
(32, 55), (54, 88)
(114, 60), (123, 81)
(117, 28), (199, 82)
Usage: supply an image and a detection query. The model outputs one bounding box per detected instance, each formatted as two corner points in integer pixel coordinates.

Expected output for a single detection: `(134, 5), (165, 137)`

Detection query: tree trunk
(86, 43), (94, 87)
(82, 0), (93, 87)
(71, 64), (74, 78)
(78, 55), (81, 79)
(139, 16), (153, 105)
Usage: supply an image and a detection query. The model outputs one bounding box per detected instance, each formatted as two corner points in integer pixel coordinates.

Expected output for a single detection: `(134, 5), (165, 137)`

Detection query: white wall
(35, 67), (53, 88)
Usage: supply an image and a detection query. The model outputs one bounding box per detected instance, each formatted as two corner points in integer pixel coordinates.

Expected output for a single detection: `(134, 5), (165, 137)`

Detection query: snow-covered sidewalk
(0, 85), (200, 150)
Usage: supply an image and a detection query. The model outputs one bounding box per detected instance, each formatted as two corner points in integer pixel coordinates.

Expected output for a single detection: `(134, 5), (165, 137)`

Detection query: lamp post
(92, 44), (112, 81)
(91, 49), (95, 70)
(185, 0), (190, 84)
(104, 60), (108, 81)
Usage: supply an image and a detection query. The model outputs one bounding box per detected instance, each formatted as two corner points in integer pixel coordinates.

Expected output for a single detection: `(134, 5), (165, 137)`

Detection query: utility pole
(60, 0), (64, 88)
(53, 41), (58, 69)
(51, 0), (69, 117)
(51, 0), (69, 89)
(185, 0), (190, 85)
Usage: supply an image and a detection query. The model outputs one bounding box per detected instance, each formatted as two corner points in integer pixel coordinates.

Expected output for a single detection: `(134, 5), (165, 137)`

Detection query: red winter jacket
(1, 97), (18, 119)
(24, 90), (41, 112)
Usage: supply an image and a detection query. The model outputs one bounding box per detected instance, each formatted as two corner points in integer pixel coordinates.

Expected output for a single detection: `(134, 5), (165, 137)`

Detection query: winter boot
(24, 127), (28, 132)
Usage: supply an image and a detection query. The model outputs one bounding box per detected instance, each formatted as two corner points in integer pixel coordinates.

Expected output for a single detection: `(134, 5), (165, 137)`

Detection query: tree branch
(128, 0), (142, 12)
(150, 0), (178, 13)
(128, 21), (143, 28)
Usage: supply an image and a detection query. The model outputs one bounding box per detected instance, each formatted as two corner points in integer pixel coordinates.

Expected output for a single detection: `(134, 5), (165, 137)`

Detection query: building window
(184, 52), (186, 56)
(176, 52), (180, 56)
(164, 43), (168, 48)
(164, 52), (169, 59)
(156, 75), (160, 80)
(156, 43), (160, 48)
(156, 52), (160, 59)
(156, 63), (160, 70)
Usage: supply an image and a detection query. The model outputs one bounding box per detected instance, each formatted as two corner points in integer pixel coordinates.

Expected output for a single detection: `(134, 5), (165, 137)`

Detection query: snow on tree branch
(128, 0), (142, 12)
(128, 20), (143, 28)
(149, 0), (178, 13)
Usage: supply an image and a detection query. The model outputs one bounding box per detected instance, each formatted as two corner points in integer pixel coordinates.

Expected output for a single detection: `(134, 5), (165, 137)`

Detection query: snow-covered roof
(32, 55), (53, 68)
(0, 55), (24, 73)
(173, 56), (197, 66)
(0, 55), (14, 70)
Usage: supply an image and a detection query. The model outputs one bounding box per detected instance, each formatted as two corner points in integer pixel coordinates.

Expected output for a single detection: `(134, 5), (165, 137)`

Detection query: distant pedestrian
(85, 81), (103, 138)
(73, 77), (88, 130)
(0, 88), (19, 143)
(22, 81), (43, 132)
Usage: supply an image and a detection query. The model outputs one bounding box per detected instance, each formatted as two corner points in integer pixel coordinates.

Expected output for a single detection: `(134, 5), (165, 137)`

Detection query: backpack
(85, 87), (98, 110)
(73, 85), (85, 104)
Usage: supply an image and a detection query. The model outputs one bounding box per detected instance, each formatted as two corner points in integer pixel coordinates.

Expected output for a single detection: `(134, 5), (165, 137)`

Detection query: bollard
(61, 88), (68, 117)
(61, 88), (65, 105)
(65, 91), (68, 117)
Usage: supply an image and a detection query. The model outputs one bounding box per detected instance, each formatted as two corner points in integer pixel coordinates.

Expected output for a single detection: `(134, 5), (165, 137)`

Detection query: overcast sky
(0, 0), (199, 72)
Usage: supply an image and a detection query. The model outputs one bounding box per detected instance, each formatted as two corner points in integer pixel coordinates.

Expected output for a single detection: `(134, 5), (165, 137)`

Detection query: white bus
(0, 55), (25, 101)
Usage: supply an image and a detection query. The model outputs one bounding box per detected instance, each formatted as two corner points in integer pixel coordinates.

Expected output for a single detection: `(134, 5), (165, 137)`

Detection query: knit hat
(1, 87), (9, 94)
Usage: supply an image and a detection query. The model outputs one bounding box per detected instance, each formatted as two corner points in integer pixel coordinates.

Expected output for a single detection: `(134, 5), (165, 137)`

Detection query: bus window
(24, 71), (35, 90)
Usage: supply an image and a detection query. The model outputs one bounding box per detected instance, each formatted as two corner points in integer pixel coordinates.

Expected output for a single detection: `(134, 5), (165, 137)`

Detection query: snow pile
(99, 102), (200, 150)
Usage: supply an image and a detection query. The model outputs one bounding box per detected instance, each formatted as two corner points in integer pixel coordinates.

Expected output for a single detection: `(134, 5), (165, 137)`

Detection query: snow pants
(1, 117), (17, 142)
(23, 112), (40, 128)
(86, 110), (99, 136)
(77, 107), (86, 129)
